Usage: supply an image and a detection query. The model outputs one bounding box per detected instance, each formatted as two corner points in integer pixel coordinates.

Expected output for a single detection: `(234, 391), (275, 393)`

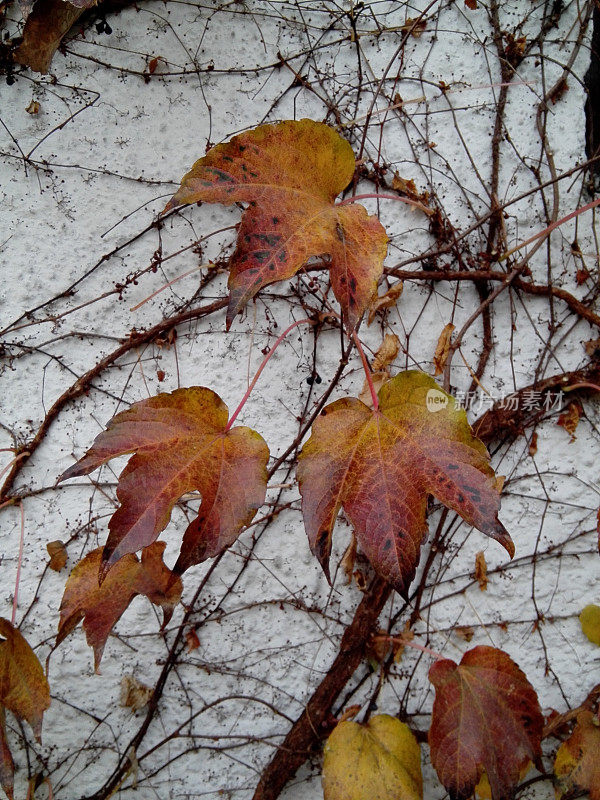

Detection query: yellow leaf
(323, 714), (422, 800)
(554, 711), (600, 800)
(580, 604), (600, 645)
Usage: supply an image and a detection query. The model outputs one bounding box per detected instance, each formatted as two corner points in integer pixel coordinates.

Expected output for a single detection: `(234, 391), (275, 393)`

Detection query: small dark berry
(96, 21), (105, 33)
(104, 23), (112, 34)
(6, 75), (15, 86)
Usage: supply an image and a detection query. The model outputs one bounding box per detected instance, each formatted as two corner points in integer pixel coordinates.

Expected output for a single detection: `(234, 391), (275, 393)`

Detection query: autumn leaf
(372, 334), (400, 373)
(57, 543), (182, 670)
(47, 540), (67, 572)
(0, 619), (50, 743)
(0, 706), (14, 800)
(554, 710), (600, 800)
(579, 604), (600, 645)
(367, 281), (404, 325)
(297, 371), (513, 595)
(164, 119), (388, 329)
(59, 387), (269, 577)
(13, 0), (85, 73)
(323, 714), (422, 800)
(120, 675), (152, 712)
(428, 645), (543, 800)
(433, 323), (455, 376)
(474, 550), (488, 591)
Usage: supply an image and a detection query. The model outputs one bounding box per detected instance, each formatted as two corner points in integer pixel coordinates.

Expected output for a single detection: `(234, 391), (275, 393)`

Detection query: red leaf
(428, 645), (543, 800)
(57, 542), (182, 670)
(59, 387), (269, 577)
(164, 119), (388, 330)
(297, 371), (512, 595)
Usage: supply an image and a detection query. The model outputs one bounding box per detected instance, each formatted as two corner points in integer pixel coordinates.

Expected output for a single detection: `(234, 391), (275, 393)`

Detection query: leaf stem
(12, 501), (24, 626)
(389, 635), (446, 661)
(225, 318), (315, 432)
(336, 192), (431, 215)
(351, 330), (379, 412)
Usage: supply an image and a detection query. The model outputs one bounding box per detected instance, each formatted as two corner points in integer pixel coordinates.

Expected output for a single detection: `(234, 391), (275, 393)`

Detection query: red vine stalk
(351, 330), (379, 411)
(225, 317), (314, 432)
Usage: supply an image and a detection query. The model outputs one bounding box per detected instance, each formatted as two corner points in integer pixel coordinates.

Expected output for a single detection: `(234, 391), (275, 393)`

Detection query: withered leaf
(557, 400), (582, 439)
(433, 323), (455, 376)
(0, 706), (14, 800)
(367, 282), (403, 325)
(0, 619), (50, 742)
(13, 0), (85, 73)
(474, 550), (488, 591)
(47, 540), (67, 572)
(358, 370), (389, 410)
(298, 371), (512, 595)
(554, 710), (600, 800)
(185, 629), (200, 652)
(120, 675), (152, 711)
(428, 645), (543, 800)
(372, 333), (400, 373)
(59, 387), (269, 577)
(165, 120), (388, 330)
(57, 543), (182, 670)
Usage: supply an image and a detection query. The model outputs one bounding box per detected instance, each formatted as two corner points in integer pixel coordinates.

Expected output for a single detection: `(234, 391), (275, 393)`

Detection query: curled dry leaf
(57, 542), (182, 670)
(59, 387), (269, 578)
(46, 540), (67, 572)
(13, 0), (85, 73)
(298, 371), (512, 595)
(557, 400), (582, 439)
(433, 323), (455, 376)
(164, 119), (388, 330)
(372, 333), (400, 373)
(358, 370), (389, 409)
(323, 714), (422, 800)
(474, 550), (488, 591)
(554, 710), (600, 800)
(428, 645), (543, 800)
(185, 629), (200, 652)
(579, 604), (600, 645)
(0, 619), (50, 743)
(367, 282), (404, 325)
(120, 675), (153, 711)
(0, 706), (14, 800)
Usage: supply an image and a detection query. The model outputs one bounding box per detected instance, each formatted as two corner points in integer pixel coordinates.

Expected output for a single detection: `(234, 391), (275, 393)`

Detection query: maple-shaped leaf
(164, 119), (388, 329)
(59, 387), (269, 577)
(0, 706), (14, 800)
(554, 709), (600, 800)
(0, 619), (50, 743)
(428, 645), (543, 800)
(297, 371), (513, 595)
(323, 714), (422, 800)
(57, 542), (182, 670)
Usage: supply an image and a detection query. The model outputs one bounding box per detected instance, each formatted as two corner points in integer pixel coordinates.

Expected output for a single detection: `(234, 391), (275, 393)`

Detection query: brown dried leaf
(25, 100), (40, 115)
(367, 282), (404, 325)
(557, 400), (582, 439)
(57, 542), (182, 670)
(46, 540), (67, 572)
(13, 0), (84, 73)
(120, 675), (152, 712)
(528, 431), (538, 456)
(433, 323), (455, 376)
(428, 646), (543, 800)
(0, 619), (50, 742)
(465, 0), (478, 8)
(401, 17), (427, 37)
(454, 625), (474, 642)
(372, 334), (401, 372)
(474, 550), (488, 591)
(185, 630), (200, 652)
(341, 534), (357, 584)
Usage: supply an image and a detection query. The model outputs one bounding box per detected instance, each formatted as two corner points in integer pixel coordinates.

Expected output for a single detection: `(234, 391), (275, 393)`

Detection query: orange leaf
(57, 543), (182, 670)
(428, 646), (543, 800)
(554, 710), (600, 800)
(165, 120), (388, 330)
(297, 371), (512, 595)
(59, 387), (269, 577)
(0, 706), (14, 800)
(0, 619), (50, 743)
(474, 550), (488, 591)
